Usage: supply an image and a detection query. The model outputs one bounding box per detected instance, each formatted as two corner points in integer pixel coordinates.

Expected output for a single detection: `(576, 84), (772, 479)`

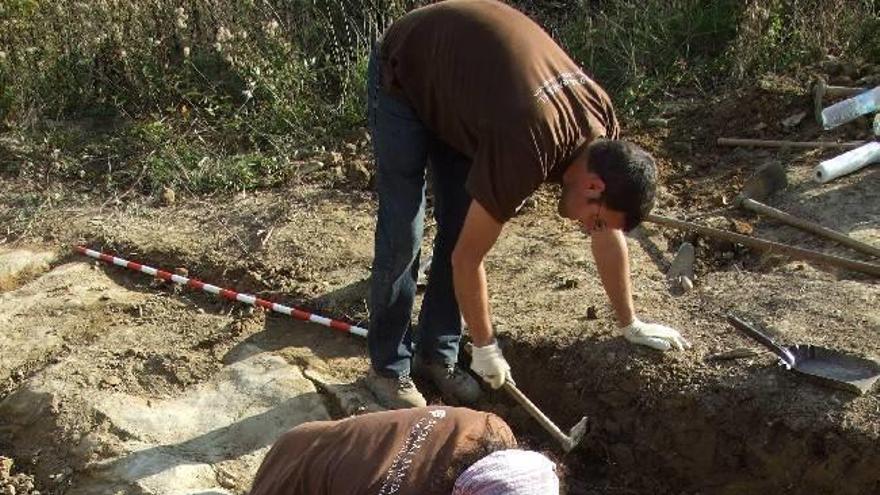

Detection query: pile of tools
(651, 77), (880, 400)
(655, 78), (880, 281)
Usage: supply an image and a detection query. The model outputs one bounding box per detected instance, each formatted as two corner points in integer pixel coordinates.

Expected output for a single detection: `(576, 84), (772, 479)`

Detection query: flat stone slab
(0, 248), (57, 291)
(88, 350), (328, 494)
(0, 261), (147, 383)
(0, 256), (364, 494)
(2, 350), (329, 494)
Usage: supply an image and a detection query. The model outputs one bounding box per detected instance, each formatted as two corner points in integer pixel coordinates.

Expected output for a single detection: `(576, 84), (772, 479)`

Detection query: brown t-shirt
(380, 0), (619, 222)
(249, 406), (517, 495)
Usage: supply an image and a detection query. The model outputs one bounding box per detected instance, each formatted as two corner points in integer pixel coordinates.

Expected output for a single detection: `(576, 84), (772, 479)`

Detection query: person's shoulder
(445, 407), (514, 435)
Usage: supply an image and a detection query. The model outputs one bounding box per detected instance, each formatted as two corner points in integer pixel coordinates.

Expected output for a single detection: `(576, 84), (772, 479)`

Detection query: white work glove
(469, 341), (513, 389)
(620, 319), (691, 351)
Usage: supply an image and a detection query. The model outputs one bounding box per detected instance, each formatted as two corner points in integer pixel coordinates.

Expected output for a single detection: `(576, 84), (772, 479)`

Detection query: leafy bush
(556, 0), (741, 114)
(0, 0), (876, 193)
(555, 0), (878, 115)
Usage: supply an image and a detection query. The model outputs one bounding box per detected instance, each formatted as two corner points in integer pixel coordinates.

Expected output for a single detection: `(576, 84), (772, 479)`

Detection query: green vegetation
(0, 0), (877, 194)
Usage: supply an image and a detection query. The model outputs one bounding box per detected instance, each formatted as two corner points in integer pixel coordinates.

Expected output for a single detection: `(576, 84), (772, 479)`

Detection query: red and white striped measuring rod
(74, 246), (368, 338)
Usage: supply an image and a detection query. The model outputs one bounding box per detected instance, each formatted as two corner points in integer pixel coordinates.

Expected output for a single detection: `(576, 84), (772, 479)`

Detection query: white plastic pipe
(814, 141), (880, 183)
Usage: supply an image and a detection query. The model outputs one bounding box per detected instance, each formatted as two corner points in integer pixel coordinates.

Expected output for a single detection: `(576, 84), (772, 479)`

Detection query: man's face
(558, 180), (627, 234)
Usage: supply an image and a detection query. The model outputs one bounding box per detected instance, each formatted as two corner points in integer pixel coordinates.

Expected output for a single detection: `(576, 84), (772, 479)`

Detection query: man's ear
(583, 171), (606, 199)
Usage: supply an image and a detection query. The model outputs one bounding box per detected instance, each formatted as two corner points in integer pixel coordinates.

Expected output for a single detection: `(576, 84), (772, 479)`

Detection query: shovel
(727, 314), (880, 394)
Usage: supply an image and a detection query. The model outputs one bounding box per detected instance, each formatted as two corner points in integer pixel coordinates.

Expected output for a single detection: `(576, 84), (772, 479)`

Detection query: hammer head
(739, 162), (788, 204)
(561, 416), (589, 453)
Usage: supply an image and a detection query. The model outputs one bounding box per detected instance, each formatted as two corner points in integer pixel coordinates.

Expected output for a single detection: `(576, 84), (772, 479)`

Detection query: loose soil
(1, 65), (878, 494)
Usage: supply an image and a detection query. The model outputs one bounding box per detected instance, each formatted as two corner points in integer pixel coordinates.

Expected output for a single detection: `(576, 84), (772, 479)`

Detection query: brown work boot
(413, 359), (482, 406)
(365, 371), (427, 410)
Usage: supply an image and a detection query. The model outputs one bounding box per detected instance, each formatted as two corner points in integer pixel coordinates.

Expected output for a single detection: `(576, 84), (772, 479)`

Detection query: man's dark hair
(586, 139), (657, 231)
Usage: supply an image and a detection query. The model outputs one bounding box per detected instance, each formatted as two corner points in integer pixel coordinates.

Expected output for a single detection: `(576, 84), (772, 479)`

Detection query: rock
(730, 219), (753, 235)
(102, 375), (121, 387)
(667, 242), (695, 282)
(161, 187), (176, 206)
(0, 457), (12, 478)
(679, 275), (693, 292)
(74, 352), (331, 494)
(705, 347), (763, 361)
(304, 368), (382, 417)
(821, 58), (844, 76)
(344, 160), (373, 189)
(0, 249), (57, 291)
(585, 306), (598, 320)
(781, 111), (806, 128)
(217, 469), (237, 489)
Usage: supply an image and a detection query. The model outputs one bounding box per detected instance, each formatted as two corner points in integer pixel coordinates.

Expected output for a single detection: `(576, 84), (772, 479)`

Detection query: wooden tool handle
(727, 315), (794, 366)
(740, 199), (880, 258)
(717, 138), (866, 149)
(646, 214), (880, 276)
(825, 85), (867, 97)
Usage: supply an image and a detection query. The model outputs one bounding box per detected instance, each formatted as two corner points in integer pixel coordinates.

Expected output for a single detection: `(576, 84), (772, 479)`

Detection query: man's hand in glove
(620, 319), (691, 351)
(469, 341), (512, 389)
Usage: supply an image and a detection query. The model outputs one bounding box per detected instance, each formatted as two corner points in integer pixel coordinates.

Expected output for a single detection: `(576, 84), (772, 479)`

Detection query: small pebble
(102, 375), (121, 386)
(679, 276), (693, 292)
(585, 306), (598, 320)
(161, 187), (176, 206)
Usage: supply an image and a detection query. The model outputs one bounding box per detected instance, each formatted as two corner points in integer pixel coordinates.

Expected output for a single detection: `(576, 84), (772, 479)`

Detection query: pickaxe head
(560, 416), (589, 452)
(737, 161), (788, 205)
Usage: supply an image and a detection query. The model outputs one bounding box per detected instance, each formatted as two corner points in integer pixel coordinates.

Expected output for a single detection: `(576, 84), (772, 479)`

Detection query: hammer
(813, 78), (867, 126)
(737, 163), (880, 258)
(465, 344), (588, 452)
(502, 380), (588, 453)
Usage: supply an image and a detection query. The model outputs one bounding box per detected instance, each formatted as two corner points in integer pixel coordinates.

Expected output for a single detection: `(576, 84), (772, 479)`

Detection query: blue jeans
(367, 47), (471, 378)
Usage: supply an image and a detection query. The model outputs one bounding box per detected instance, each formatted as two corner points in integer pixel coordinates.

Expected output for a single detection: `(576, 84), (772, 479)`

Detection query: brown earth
(0, 63), (878, 494)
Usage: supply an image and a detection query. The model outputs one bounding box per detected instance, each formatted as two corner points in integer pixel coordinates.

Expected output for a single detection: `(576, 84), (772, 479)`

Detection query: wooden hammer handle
(646, 214), (880, 276)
